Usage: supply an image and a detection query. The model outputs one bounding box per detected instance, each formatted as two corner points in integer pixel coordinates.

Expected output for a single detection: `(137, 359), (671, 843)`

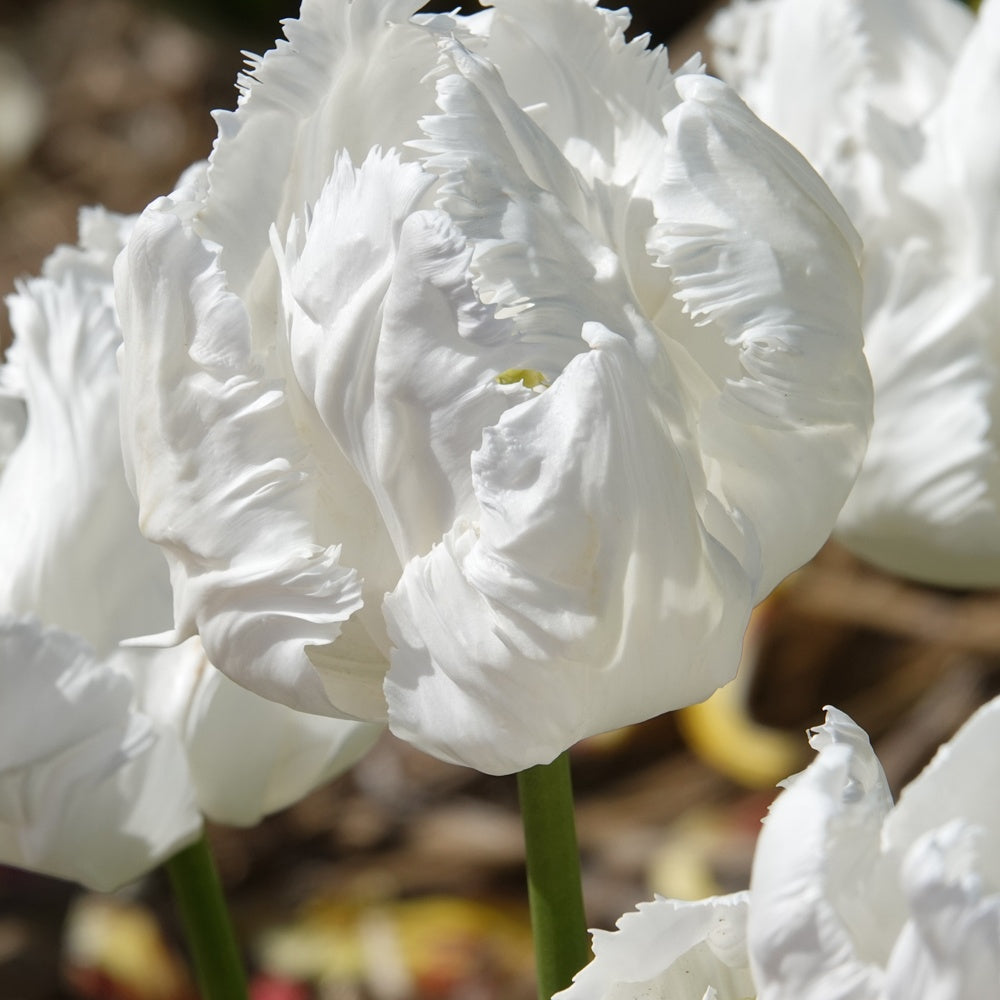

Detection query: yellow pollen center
(495, 368), (550, 389)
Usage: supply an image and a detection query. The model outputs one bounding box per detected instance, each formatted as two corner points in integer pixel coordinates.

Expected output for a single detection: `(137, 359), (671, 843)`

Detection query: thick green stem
(517, 751), (591, 1000)
(165, 834), (248, 1000)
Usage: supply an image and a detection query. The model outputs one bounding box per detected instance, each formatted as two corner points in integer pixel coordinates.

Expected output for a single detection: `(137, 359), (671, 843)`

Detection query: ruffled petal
(885, 822), (1000, 1000)
(0, 208), (172, 652)
(833, 0), (1000, 587)
(914, 0), (1000, 261)
(0, 618), (201, 891)
(384, 325), (751, 775)
(709, 0), (971, 227)
(835, 252), (1000, 586)
(882, 696), (1000, 887)
(650, 75), (872, 597)
(471, 0), (698, 332)
(710, 0), (970, 170)
(413, 39), (626, 360)
(275, 148), (439, 564)
(116, 196), (364, 717)
(710, 0), (871, 174)
(478, 0), (683, 186)
(200, 0), (445, 298)
(748, 708), (891, 999)
(555, 893), (753, 1000)
(710, 0), (1000, 589)
(467, 0), (690, 296)
(126, 638), (382, 826)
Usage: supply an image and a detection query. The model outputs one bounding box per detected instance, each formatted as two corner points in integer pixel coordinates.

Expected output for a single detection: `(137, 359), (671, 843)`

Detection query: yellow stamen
(495, 368), (550, 389)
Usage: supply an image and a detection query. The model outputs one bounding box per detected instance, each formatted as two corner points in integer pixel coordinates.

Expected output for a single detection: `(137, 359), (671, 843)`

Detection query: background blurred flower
(750, 700), (1000, 998)
(712, 0), (1000, 588)
(0, 618), (200, 893)
(0, 203), (381, 889)
(555, 695), (1000, 1000)
(555, 893), (753, 1000)
(117, 0), (870, 775)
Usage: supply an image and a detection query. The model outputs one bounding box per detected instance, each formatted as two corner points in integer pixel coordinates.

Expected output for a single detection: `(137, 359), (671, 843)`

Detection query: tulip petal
(201, 0), (444, 298)
(556, 893), (753, 1000)
(884, 822), (1000, 1000)
(831, 1), (1000, 587)
(469, 0), (698, 331)
(835, 255), (1000, 586)
(883, 696), (1000, 888)
(275, 148), (441, 564)
(478, 0), (683, 189)
(0, 618), (201, 892)
(127, 638), (382, 826)
(116, 199), (364, 717)
(650, 74), (872, 597)
(384, 324), (751, 775)
(273, 147), (522, 715)
(916, 0), (1000, 259)
(710, 0), (971, 194)
(749, 708), (891, 999)
(0, 208), (171, 652)
(415, 37), (641, 354)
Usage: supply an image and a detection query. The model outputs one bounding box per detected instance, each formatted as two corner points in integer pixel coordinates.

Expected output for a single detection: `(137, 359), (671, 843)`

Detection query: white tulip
(750, 701), (1000, 999)
(0, 205), (380, 889)
(556, 893), (754, 1000)
(117, 0), (871, 775)
(557, 698), (1000, 1000)
(712, 0), (1000, 587)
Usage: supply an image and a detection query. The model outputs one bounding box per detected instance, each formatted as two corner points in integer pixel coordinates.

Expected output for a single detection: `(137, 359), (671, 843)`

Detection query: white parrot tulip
(0, 205), (380, 890)
(712, 0), (1000, 587)
(117, 0), (871, 775)
(556, 893), (754, 1000)
(555, 697), (1000, 1000)
(750, 700), (1000, 999)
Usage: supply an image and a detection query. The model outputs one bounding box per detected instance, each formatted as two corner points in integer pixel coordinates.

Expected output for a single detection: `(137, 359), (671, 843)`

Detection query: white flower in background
(750, 701), (1000, 998)
(0, 619), (199, 893)
(117, 0), (871, 775)
(556, 893), (754, 1000)
(0, 206), (381, 890)
(712, 0), (1000, 587)
(556, 698), (1000, 1000)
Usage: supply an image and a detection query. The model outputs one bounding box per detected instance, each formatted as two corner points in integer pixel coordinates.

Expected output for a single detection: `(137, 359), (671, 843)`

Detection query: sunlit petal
(384, 325), (749, 774)
(0, 618), (201, 892)
(750, 700), (1000, 998)
(0, 208), (170, 652)
(128, 638), (381, 825)
(117, 200), (364, 716)
(711, 0), (1000, 588)
(556, 893), (753, 1000)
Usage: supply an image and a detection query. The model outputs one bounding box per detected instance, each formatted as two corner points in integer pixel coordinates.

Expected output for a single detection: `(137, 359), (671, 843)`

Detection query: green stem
(165, 834), (248, 1000)
(517, 751), (591, 1000)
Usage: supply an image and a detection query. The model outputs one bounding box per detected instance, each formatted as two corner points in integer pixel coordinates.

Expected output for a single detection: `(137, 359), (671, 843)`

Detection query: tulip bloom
(555, 893), (753, 1000)
(0, 206), (380, 890)
(750, 701), (1000, 998)
(712, 0), (1000, 587)
(117, 0), (871, 775)
(558, 698), (1000, 1000)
